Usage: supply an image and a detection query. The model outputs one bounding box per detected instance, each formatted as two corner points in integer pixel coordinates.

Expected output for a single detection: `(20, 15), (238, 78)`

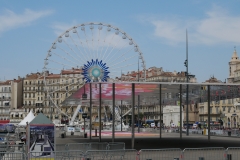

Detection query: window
(216, 107), (219, 114)
(228, 107), (231, 113)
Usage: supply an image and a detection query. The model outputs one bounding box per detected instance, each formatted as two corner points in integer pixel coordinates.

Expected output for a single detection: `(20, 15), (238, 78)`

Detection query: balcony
(0, 111), (10, 115)
(0, 90), (11, 93)
(143, 112), (158, 115)
(24, 82), (36, 86)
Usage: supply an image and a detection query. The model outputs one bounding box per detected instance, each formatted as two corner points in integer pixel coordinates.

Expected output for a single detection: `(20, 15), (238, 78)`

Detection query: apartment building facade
(0, 78), (23, 123)
(120, 67), (197, 83)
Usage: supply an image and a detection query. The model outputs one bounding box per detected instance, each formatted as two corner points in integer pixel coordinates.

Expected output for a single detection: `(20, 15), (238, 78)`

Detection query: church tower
(228, 47), (240, 83)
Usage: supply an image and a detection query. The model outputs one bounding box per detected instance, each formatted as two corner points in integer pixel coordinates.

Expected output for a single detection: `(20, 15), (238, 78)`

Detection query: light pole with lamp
(170, 109), (173, 127)
(184, 29), (189, 136)
(138, 57), (140, 133)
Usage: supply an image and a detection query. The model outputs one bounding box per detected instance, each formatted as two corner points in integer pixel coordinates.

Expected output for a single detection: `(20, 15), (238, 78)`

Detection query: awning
(35, 101), (43, 103)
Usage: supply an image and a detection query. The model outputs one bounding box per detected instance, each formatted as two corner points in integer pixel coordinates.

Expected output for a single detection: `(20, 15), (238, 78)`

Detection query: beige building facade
(198, 97), (240, 128)
(0, 78), (23, 123)
(228, 48), (240, 83)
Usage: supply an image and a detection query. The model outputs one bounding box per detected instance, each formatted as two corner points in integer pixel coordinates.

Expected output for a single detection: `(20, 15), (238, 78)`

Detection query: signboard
(28, 124), (55, 159)
(82, 113), (87, 119)
(66, 126), (75, 132)
(79, 109), (83, 113)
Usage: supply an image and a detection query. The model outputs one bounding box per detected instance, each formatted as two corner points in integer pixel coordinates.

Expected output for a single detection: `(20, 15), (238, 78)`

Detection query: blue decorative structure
(82, 59), (110, 83)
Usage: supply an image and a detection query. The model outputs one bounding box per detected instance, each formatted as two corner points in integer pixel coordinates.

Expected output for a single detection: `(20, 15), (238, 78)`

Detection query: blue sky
(0, 0), (240, 83)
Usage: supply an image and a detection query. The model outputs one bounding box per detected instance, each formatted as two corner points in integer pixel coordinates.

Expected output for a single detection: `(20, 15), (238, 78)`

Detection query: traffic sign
(82, 113), (87, 119)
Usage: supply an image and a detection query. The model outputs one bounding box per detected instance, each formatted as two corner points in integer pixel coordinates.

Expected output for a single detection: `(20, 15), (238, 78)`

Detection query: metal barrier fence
(108, 142), (125, 150)
(56, 144), (68, 151)
(139, 148), (182, 160)
(2, 143), (240, 160)
(0, 151), (26, 160)
(29, 150), (84, 160)
(225, 147), (240, 160)
(182, 147), (225, 160)
(67, 143), (91, 152)
(29, 150), (137, 160)
(85, 149), (137, 160)
(90, 142), (109, 150)
(0, 144), (26, 153)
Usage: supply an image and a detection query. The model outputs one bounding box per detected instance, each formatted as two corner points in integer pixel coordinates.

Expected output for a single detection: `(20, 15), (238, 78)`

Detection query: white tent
(18, 111), (35, 126)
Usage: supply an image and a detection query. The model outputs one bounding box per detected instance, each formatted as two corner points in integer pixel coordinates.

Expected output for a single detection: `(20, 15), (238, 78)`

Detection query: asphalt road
(56, 130), (240, 150)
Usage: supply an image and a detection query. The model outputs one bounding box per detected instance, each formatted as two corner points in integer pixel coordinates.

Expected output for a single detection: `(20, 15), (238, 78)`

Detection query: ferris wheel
(42, 22), (146, 118)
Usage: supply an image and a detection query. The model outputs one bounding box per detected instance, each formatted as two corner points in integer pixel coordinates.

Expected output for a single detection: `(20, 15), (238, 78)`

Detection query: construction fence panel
(225, 147), (240, 160)
(139, 148), (182, 160)
(182, 147), (225, 160)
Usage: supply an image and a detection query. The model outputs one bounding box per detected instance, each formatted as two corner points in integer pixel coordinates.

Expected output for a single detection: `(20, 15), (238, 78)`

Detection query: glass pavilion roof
(61, 82), (240, 106)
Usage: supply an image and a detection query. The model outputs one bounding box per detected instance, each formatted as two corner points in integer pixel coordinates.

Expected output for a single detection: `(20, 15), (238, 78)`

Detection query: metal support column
(90, 83), (92, 140)
(159, 84), (162, 139)
(131, 83), (135, 149)
(121, 100), (122, 131)
(180, 84), (182, 139)
(99, 83), (102, 142)
(112, 83), (115, 142)
(208, 85), (211, 142)
(138, 95), (140, 133)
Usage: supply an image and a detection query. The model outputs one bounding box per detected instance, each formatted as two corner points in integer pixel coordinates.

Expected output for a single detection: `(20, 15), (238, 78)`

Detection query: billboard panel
(28, 124), (55, 159)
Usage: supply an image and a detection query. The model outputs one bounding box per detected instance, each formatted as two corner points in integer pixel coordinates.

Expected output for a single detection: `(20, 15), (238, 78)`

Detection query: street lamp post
(184, 29), (189, 136)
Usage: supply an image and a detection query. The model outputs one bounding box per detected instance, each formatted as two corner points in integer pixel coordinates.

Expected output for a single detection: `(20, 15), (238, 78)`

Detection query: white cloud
(0, 9), (53, 34)
(151, 6), (240, 45)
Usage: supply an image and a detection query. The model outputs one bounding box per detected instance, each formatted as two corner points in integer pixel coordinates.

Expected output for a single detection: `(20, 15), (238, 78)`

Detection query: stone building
(228, 48), (240, 83)
(120, 67), (197, 83)
(0, 78), (23, 123)
(21, 69), (84, 124)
